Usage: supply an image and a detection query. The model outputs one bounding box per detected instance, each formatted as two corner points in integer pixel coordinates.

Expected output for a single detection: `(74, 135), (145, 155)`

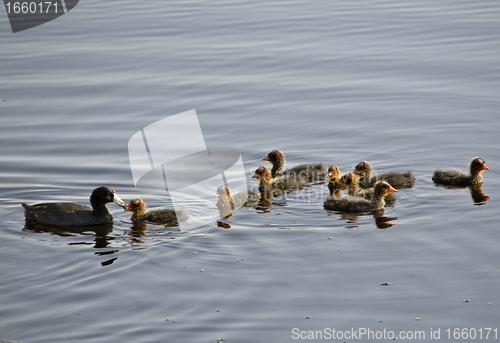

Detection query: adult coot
(21, 186), (125, 226)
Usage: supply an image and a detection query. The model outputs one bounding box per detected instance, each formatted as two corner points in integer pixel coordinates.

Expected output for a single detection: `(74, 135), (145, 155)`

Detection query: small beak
(215, 194), (219, 198)
(252, 173), (260, 179)
(482, 163), (489, 170)
(113, 193), (126, 208)
(263, 156), (269, 161)
(123, 201), (132, 212)
(328, 172), (335, 177)
(388, 185), (397, 193)
(353, 168), (362, 175)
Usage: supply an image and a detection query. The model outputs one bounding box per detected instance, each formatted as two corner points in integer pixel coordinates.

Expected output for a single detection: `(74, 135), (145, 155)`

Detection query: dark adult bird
(21, 186), (125, 226)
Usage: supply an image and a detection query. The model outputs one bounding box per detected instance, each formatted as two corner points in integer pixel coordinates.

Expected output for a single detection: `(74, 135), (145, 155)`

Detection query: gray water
(1, 0), (500, 342)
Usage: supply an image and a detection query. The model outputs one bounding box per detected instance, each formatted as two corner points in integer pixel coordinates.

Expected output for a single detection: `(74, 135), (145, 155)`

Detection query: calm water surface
(1, 0), (500, 342)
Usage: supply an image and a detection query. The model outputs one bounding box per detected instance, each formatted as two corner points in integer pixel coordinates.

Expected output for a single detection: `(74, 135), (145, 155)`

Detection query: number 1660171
(5, 2), (58, 14)
(446, 328), (498, 340)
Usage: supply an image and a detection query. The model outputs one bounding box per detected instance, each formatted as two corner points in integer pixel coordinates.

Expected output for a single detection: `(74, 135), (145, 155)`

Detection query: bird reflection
(434, 184), (490, 205)
(254, 194), (274, 213)
(23, 219), (114, 248)
(373, 209), (398, 229)
(470, 185), (490, 204)
(216, 220), (232, 229)
(22, 219), (148, 261)
(327, 209), (397, 229)
(125, 221), (147, 243)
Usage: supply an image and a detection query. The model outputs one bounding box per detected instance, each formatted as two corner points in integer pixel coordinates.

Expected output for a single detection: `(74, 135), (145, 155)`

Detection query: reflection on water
(23, 219), (114, 247)
(326, 208), (398, 229)
(22, 219), (122, 266)
(254, 194), (275, 214)
(215, 220), (231, 229)
(470, 186), (490, 205)
(373, 210), (398, 229)
(433, 184), (490, 205)
(2, 0), (500, 340)
(127, 221), (148, 243)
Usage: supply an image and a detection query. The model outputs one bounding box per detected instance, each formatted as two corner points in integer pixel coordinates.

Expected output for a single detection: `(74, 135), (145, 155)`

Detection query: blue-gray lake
(1, 1), (500, 342)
